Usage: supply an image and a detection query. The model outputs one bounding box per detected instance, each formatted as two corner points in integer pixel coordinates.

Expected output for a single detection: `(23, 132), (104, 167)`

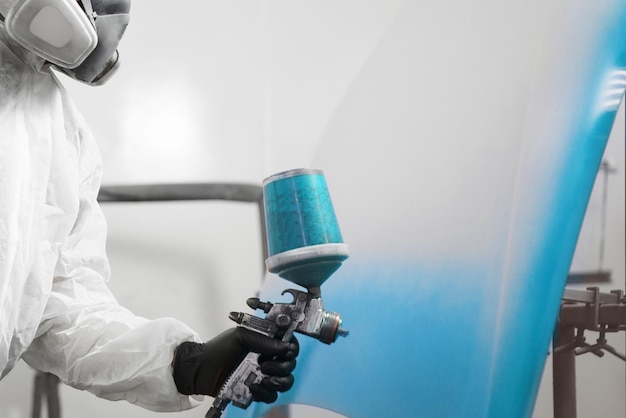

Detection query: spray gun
(205, 169), (349, 418)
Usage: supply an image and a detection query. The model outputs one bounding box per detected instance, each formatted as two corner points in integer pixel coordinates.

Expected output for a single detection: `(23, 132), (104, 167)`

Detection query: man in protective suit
(0, 0), (298, 412)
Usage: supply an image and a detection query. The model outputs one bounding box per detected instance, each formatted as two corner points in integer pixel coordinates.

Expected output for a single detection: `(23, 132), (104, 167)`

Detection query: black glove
(172, 327), (299, 403)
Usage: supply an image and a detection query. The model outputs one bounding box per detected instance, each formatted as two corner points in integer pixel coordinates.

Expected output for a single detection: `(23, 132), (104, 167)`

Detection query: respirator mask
(0, 0), (130, 85)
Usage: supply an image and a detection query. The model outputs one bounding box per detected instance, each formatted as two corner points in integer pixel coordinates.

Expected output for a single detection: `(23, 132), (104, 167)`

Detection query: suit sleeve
(22, 100), (204, 412)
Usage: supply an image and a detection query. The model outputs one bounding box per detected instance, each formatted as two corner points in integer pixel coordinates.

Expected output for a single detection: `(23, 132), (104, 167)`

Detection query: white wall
(0, 1), (623, 417)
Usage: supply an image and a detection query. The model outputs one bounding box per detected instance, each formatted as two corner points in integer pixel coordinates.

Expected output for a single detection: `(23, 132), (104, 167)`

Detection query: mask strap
(78, 0), (95, 23)
(0, 0), (11, 22)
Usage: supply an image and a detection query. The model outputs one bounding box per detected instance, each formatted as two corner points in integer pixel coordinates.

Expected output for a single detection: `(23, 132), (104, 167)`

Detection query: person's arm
(21, 115), (202, 412)
(21, 89), (298, 410)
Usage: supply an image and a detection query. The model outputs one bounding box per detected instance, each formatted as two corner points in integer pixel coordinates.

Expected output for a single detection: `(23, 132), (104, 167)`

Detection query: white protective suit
(0, 25), (203, 411)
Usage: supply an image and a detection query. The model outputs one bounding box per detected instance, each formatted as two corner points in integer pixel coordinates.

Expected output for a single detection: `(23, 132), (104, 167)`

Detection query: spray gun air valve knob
(246, 298), (273, 313)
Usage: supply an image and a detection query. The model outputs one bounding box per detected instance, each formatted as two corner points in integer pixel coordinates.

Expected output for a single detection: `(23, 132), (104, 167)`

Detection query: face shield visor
(0, 0), (130, 85)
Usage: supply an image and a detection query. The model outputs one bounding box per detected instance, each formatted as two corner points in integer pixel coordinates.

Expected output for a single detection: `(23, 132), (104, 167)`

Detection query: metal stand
(98, 182), (268, 269)
(32, 372), (61, 418)
(552, 287), (626, 418)
(553, 325), (577, 418)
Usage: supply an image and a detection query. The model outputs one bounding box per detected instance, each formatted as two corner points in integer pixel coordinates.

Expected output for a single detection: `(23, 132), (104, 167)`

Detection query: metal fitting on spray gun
(205, 169), (349, 418)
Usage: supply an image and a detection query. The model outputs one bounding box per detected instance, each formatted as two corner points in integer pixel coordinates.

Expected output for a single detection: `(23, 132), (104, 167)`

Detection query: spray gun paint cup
(263, 168), (349, 290)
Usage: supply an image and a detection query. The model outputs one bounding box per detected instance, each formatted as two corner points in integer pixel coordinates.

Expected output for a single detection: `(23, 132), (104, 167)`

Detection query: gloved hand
(172, 327), (299, 403)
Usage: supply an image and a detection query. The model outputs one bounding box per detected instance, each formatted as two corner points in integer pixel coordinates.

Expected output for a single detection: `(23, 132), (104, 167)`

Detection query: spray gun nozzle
(229, 312), (244, 324)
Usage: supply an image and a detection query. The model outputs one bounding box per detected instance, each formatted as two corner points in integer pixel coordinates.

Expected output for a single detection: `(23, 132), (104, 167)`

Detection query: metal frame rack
(553, 287), (626, 418)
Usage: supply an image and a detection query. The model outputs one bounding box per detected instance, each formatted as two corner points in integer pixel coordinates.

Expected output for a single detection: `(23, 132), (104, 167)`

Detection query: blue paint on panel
(227, 3), (626, 418)
(486, 8), (626, 416)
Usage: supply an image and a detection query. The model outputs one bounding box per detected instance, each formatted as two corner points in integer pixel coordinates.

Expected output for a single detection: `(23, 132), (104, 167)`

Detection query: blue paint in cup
(263, 168), (349, 289)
